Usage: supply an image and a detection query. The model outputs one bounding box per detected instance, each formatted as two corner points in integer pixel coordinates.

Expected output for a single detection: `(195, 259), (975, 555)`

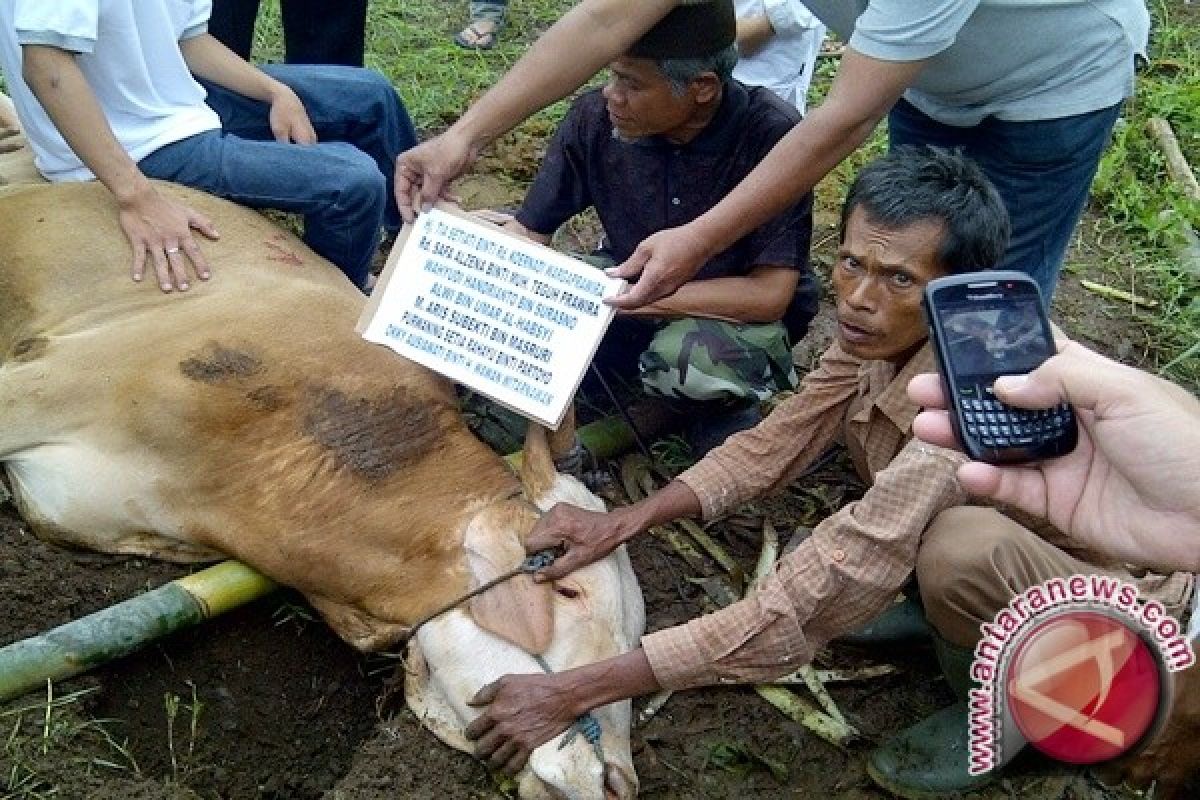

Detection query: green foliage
(1088, 0), (1199, 387)
(1, 684), (139, 799)
(251, 0), (581, 132)
(703, 739), (789, 782)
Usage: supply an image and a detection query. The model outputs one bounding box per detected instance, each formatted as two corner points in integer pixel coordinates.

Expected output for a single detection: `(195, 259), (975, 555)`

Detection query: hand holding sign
(358, 207), (624, 429)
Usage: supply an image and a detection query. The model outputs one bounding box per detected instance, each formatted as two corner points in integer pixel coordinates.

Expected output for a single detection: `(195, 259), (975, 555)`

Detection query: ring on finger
(165, 246), (181, 254)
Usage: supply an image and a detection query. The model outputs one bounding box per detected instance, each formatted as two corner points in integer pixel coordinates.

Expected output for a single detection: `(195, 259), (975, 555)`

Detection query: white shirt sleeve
(181, 0), (212, 40)
(763, 0), (821, 35)
(14, 0), (99, 53)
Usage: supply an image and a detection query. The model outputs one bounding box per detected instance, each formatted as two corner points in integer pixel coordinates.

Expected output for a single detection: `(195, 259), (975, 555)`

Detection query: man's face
(832, 206), (948, 362)
(602, 57), (699, 142)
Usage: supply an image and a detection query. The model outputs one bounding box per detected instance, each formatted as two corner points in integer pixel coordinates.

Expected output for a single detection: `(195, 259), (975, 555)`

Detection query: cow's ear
(464, 501), (554, 654)
(519, 405), (576, 506)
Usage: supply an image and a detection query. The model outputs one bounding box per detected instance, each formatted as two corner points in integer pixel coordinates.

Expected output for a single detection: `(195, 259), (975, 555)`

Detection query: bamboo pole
(0, 562), (276, 702)
(1147, 117), (1200, 203)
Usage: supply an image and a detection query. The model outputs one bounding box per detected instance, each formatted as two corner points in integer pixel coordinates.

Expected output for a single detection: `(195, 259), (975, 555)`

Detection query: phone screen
(935, 296), (1054, 381)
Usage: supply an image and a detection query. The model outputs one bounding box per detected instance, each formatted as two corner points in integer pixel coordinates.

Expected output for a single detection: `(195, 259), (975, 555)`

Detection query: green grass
(0, 684), (140, 799)
(252, 0), (581, 132)
(1088, 0), (1199, 387)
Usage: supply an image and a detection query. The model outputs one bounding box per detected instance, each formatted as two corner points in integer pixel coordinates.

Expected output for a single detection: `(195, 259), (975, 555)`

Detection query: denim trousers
(888, 98), (1122, 300)
(139, 64), (417, 289)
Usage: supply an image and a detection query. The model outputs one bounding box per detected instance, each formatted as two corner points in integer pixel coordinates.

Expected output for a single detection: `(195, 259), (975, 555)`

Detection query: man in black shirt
(500, 0), (816, 447)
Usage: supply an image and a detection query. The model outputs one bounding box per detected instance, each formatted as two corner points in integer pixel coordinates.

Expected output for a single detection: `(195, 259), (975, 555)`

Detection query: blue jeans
(888, 98), (1121, 300)
(139, 64), (417, 289)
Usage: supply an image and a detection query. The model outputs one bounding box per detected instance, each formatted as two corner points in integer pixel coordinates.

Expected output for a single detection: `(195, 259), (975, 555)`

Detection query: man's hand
(395, 129), (480, 223)
(119, 185), (220, 292)
(267, 86), (317, 144)
(605, 222), (713, 311)
(465, 673), (583, 774)
(908, 342), (1200, 573)
(524, 503), (637, 582)
(0, 127), (24, 154)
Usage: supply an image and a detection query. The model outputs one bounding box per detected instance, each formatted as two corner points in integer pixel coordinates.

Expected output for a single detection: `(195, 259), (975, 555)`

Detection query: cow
(0, 127), (643, 799)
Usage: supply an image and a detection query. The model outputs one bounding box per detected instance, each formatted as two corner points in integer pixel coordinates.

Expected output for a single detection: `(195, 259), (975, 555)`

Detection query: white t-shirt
(733, 0), (826, 115)
(0, 0), (221, 182)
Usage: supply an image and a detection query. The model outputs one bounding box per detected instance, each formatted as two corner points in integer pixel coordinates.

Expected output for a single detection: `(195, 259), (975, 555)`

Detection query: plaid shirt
(641, 340), (972, 689)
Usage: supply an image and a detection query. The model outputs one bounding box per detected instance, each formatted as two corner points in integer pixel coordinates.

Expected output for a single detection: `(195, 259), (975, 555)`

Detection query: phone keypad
(960, 393), (1072, 449)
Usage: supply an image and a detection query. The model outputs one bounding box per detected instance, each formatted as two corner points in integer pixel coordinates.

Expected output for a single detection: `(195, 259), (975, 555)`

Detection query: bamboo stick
(0, 562), (276, 702)
(1079, 279), (1159, 308)
(1147, 117), (1200, 202)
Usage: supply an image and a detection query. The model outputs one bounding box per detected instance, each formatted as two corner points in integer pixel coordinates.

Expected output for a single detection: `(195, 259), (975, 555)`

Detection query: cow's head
(405, 421), (645, 799)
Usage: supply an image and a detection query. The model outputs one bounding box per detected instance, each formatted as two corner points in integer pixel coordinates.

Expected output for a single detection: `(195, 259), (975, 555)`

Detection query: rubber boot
(838, 594), (932, 645)
(866, 637), (998, 798)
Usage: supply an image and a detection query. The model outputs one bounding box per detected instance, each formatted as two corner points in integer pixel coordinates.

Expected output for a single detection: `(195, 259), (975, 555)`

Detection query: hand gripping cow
(0, 126), (643, 799)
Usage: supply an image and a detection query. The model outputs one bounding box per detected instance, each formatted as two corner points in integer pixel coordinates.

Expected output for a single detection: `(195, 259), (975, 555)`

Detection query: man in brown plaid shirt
(463, 146), (1196, 797)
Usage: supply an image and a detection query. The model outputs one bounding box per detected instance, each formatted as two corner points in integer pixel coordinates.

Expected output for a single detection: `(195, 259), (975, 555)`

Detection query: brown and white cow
(0, 137), (643, 798)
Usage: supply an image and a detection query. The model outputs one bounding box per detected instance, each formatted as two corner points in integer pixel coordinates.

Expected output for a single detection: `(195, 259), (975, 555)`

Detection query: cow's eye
(555, 585), (581, 599)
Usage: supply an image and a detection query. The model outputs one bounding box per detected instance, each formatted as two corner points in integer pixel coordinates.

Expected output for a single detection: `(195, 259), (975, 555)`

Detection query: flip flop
(453, 21), (500, 51)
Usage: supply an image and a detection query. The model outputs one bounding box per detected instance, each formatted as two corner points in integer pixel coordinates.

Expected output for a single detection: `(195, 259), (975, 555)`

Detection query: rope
(533, 653), (607, 765)
(403, 545), (608, 767)
(405, 548), (559, 640)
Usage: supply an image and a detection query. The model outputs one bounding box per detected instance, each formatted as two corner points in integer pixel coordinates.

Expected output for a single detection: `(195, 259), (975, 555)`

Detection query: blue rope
(520, 549), (557, 573)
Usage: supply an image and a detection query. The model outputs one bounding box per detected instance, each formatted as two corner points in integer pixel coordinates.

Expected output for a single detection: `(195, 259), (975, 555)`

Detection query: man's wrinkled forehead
(841, 206), (947, 270)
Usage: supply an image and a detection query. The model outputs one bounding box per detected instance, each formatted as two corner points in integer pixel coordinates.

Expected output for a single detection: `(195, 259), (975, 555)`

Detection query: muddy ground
(0, 130), (1186, 800)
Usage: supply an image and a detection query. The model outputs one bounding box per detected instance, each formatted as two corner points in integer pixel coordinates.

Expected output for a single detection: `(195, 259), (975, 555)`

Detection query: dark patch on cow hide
(180, 345), (264, 385)
(301, 386), (440, 481)
(246, 385), (286, 412)
(9, 336), (47, 362)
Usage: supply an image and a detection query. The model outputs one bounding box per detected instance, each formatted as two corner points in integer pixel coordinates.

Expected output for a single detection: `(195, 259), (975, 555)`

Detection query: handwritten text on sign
(360, 209), (623, 428)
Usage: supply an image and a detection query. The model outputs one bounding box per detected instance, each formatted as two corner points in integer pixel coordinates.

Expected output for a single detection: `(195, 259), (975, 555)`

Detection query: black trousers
(208, 0), (368, 67)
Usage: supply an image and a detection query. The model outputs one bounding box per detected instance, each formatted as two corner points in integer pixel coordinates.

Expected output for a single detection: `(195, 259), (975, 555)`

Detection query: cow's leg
(0, 361), (224, 562)
(0, 362), (57, 456)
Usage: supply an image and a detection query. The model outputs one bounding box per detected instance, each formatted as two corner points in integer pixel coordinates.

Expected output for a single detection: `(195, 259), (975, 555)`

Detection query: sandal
(453, 19), (501, 50)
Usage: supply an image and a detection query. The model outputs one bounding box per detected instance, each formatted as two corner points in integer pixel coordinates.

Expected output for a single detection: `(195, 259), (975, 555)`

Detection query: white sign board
(358, 207), (624, 429)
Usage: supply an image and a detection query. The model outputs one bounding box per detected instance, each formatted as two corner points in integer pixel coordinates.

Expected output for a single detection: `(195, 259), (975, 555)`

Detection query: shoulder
(737, 83), (802, 138)
(557, 89), (612, 141)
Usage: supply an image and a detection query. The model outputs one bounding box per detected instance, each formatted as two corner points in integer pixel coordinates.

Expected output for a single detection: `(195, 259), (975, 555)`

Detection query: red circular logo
(1005, 610), (1163, 764)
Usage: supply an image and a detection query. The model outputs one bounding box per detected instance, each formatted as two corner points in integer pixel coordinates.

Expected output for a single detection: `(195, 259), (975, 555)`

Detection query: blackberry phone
(922, 271), (1077, 464)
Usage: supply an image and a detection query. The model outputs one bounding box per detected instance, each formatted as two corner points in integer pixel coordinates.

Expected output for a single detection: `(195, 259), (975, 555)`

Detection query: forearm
(21, 46), (152, 204)
(686, 50), (922, 260)
(180, 34), (286, 103)
(451, 0), (676, 151)
(629, 273), (793, 323)
(561, 648), (661, 715)
(617, 480), (703, 543)
(736, 15), (774, 56)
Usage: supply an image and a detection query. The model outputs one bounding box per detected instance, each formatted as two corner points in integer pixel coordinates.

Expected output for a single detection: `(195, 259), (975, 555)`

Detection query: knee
(918, 507), (1025, 640)
(331, 148), (386, 210)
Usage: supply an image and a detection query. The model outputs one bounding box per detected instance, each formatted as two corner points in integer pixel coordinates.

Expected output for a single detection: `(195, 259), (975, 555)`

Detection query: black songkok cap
(627, 0), (736, 60)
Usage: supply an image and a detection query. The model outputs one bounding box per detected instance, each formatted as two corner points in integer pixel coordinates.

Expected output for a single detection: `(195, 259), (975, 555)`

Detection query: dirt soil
(0, 130), (1179, 800)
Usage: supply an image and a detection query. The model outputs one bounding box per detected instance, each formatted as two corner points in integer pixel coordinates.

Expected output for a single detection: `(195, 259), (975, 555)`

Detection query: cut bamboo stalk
(0, 562), (276, 702)
(751, 521), (780, 591)
(773, 664), (898, 685)
(1147, 117), (1200, 202)
(1079, 279), (1159, 308)
(754, 685), (856, 748)
(746, 520), (857, 742)
(636, 689), (673, 727)
(677, 519), (744, 590)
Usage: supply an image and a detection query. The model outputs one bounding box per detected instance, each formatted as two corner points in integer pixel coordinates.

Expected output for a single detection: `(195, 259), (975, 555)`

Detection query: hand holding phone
(923, 271), (1077, 464)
